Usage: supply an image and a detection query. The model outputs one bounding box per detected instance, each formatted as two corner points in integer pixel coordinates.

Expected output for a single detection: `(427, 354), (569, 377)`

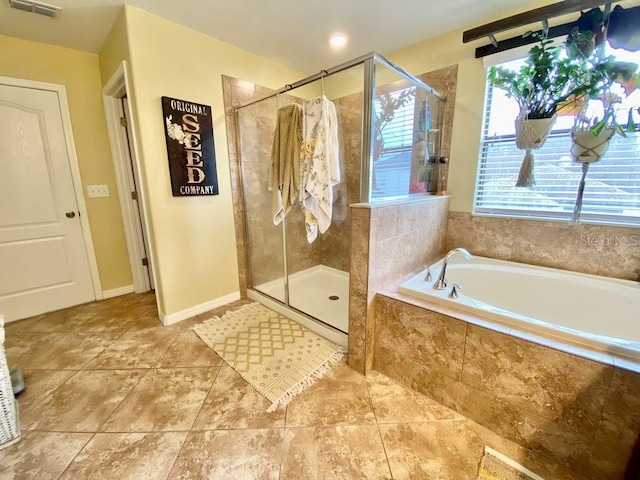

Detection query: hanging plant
(608, 5), (640, 52)
(488, 33), (601, 186)
(560, 31), (640, 222)
(566, 8), (606, 58)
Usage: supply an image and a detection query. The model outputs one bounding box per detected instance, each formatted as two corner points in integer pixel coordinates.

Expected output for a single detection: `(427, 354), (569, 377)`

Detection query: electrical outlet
(87, 185), (110, 198)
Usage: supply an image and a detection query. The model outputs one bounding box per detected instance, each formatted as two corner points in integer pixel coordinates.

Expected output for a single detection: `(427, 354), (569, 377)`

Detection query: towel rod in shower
(233, 51), (445, 112)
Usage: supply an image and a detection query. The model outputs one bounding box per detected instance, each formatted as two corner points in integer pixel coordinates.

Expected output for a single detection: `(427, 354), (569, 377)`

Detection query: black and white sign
(161, 96), (219, 196)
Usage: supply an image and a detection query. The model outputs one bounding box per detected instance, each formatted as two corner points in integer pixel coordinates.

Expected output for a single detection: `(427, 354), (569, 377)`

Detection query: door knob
(65, 211), (76, 218)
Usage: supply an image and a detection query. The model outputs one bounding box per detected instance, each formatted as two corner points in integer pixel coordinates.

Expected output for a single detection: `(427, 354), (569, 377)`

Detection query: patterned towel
(300, 95), (340, 243)
(270, 103), (302, 225)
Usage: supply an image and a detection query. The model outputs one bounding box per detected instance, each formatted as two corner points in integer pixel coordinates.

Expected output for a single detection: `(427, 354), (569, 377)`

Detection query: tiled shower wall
(223, 76), (268, 295)
(346, 64), (459, 374)
(417, 65), (458, 193)
(446, 212), (640, 281)
(373, 293), (640, 479)
(348, 196), (450, 374)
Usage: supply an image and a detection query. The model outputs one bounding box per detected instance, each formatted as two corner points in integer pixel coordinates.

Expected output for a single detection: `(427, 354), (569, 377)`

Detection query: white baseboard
(102, 285), (135, 299)
(161, 291), (241, 325)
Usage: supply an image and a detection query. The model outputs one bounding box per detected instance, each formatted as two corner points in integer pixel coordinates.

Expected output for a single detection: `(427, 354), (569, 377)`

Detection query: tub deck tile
(462, 324), (614, 435)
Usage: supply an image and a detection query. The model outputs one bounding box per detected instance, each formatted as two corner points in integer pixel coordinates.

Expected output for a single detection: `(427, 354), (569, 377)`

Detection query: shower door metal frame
(233, 51), (445, 330)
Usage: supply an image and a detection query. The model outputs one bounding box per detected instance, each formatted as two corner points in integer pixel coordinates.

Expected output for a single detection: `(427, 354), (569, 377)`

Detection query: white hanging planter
(570, 128), (615, 163)
(569, 128), (615, 224)
(515, 116), (556, 150)
(514, 115), (556, 187)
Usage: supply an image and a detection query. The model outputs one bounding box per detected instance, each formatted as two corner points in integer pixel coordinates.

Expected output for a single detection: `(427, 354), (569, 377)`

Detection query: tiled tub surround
(398, 256), (640, 361)
(348, 195), (450, 374)
(373, 291), (640, 479)
(446, 211), (640, 282)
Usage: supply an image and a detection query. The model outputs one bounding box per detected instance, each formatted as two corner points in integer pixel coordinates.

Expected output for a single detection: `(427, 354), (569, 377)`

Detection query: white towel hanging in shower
(300, 95), (340, 243)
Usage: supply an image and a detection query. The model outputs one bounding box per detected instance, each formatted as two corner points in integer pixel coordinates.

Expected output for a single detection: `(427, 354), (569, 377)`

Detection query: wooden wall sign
(161, 96), (219, 196)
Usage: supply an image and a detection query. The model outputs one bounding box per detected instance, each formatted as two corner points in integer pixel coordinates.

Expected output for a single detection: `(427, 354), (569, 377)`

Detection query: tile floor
(0, 293), (588, 479)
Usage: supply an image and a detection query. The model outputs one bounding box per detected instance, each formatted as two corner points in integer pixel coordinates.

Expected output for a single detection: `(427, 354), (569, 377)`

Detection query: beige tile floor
(0, 293), (588, 479)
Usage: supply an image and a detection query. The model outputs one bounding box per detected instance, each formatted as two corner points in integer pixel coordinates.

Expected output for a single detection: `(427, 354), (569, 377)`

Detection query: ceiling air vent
(8, 0), (61, 18)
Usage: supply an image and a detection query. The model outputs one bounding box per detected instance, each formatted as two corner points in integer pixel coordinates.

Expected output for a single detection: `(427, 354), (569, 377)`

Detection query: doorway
(103, 62), (154, 295)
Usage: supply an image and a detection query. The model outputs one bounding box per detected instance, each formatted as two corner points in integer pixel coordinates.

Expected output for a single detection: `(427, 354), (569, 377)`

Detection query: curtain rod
(463, 0), (615, 44)
(475, 21), (574, 58)
(234, 51), (444, 112)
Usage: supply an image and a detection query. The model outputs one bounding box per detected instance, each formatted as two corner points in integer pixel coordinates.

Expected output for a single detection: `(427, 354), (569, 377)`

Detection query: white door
(0, 82), (95, 321)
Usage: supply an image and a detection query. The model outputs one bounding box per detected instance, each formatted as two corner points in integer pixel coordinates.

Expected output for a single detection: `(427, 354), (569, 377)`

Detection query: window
(475, 49), (640, 225)
(372, 87), (416, 199)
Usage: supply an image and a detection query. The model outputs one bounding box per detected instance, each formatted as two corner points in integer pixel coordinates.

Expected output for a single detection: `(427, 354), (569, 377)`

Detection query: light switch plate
(87, 185), (110, 197)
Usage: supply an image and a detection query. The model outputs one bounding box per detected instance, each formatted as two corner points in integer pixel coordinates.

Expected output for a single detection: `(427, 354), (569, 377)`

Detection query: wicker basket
(0, 315), (20, 450)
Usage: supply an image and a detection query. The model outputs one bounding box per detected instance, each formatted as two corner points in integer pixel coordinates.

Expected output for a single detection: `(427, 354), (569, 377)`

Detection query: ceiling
(0, 0), (544, 73)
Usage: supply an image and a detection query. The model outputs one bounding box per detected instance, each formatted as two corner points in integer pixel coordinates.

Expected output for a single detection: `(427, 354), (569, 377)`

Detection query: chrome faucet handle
(448, 283), (461, 299)
(423, 266), (432, 282)
(433, 276), (447, 290)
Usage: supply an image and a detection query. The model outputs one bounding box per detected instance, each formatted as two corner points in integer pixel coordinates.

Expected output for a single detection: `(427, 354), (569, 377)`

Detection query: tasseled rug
(193, 302), (345, 412)
(477, 447), (545, 480)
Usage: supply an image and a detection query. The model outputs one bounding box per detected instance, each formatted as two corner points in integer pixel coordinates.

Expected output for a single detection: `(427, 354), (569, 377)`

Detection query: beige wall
(98, 9), (130, 84)
(122, 7), (303, 316)
(0, 33), (132, 292)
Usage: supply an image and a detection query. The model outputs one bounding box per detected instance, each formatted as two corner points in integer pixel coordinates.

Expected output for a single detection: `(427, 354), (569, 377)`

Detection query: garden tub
(398, 256), (640, 360)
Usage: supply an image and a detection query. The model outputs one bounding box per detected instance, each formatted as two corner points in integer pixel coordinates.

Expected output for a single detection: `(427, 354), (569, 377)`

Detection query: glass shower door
(284, 66), (364, 334)
(237, 97), (286, 302)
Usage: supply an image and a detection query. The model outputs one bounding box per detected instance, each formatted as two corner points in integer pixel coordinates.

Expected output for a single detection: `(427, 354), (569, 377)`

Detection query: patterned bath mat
(193, 302), (345, 412)
(477, 447), (545, 480)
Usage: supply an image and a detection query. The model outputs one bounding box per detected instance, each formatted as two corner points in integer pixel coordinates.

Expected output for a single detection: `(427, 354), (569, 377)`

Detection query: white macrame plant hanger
(514, 110), (556, 187)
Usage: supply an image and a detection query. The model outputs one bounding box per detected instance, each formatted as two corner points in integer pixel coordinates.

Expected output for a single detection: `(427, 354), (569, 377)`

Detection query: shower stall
(233, 52), (445, 345)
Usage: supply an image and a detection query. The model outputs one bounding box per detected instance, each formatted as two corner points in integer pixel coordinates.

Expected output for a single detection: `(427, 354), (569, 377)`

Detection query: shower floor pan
(254, 265), (349, 334)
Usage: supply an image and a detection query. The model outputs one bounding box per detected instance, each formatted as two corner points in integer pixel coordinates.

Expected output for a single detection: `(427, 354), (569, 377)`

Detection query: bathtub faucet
(433, 248), (473, 290)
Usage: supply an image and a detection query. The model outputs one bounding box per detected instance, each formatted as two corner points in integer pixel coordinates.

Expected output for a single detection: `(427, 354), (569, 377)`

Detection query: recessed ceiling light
(329, 33), (348, 48)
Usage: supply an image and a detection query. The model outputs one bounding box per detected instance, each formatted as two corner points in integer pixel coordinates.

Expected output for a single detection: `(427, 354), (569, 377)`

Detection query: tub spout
(433, 248), (473, 290)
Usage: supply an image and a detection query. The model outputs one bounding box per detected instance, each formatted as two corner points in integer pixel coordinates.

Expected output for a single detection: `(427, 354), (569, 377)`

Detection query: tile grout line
(53, 431), (96, 480)
(278, 406), (288, 480)
(365, 377), (395, 479)
(459, 322), (469, 382)
(185, 364), (223, 432)
(163, 430), (191, 479)
(92, 367), (153, 434)
(583, 366), (618, 471)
